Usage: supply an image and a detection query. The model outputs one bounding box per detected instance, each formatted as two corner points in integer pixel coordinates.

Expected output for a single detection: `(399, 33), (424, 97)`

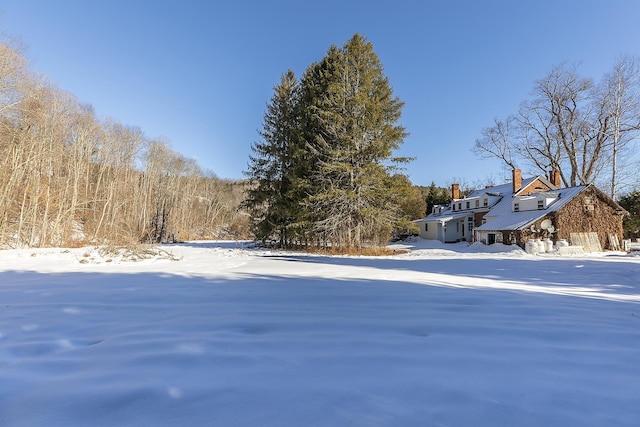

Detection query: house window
(483, 198), (488, 207)
(425, 223), (428, 232)
(514, 202), (520, 212)
(475, 200), (480, 208)
(458, 203), (462, 210)
(466, 201), (470, 209)
(537, 200), (544, 210)
(468, 217), (473, 232)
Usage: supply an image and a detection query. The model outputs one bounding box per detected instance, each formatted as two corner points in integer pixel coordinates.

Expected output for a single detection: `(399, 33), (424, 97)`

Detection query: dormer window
(537, 200), (544, 210)
(475, 200), (480, 208)
(514, 202), (520, 212)
(466, 201), (470, 209)
(483, 198), (488, 207)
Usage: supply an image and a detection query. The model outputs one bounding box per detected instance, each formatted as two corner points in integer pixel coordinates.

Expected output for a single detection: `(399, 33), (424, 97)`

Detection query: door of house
(488, 233), (496, 245)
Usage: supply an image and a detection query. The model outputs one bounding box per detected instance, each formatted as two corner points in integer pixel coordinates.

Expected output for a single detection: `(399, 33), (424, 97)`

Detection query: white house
(415, 170), (558, 243)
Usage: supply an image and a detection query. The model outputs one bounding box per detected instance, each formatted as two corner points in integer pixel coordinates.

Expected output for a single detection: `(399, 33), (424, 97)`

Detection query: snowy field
(1, 239), (639, 426)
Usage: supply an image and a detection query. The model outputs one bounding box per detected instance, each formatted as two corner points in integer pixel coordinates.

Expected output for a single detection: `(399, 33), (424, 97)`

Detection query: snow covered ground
(1, 239), (639, 426)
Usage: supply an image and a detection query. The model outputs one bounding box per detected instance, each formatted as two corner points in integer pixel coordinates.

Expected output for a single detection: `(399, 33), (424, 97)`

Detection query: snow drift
(1, 239), (639, 426)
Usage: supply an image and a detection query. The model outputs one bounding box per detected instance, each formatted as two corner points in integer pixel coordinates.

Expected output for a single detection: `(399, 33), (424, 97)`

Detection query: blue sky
(2, 0), (640, 187)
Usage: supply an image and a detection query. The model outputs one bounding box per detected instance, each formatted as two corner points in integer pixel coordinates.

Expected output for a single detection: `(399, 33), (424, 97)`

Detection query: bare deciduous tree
(473, 116), (519, 171)
(0, 40), (248, 248)
(474, 61), (640, 192)
(600, 55), (640, 197)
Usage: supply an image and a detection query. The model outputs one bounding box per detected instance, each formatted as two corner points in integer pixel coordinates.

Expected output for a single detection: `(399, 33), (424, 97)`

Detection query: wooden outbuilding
(476, 183), (627, 250)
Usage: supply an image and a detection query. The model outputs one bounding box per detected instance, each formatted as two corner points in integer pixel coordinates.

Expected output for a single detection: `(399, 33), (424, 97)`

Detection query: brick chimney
(452, 183), (460, 200)
(512, 169), (522, 193)
(549, 170), (561, 188)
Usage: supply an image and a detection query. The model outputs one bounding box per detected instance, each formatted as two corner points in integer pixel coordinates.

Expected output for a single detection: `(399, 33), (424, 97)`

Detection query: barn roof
(475, 185), (587, 231)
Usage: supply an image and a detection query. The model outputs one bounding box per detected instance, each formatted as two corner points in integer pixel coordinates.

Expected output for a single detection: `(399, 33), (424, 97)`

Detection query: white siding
(444, 219), (467, 242)
(513, 193), (559, 212)
(418, 221), (440, 240)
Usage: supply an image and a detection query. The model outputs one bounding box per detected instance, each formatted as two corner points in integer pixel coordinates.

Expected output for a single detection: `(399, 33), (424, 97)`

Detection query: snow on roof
(416, 175), (572, 226)
(475, 185), (587, 231)
(416, 176), (542, 223)
(465, 176), (539, 199)
(415, 211), (469, 223)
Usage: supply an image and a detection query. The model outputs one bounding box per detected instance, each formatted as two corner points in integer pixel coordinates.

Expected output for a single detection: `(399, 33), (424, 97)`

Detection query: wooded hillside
(0, 41), (247, 248)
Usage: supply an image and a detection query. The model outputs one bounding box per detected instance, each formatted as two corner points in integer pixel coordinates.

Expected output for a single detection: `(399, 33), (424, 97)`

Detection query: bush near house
(619, 190), (640, 239)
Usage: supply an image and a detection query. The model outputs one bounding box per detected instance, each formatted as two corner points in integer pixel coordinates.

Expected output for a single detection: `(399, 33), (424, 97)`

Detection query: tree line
(0, 40), (247, 248)
(244, 34), (425, 250)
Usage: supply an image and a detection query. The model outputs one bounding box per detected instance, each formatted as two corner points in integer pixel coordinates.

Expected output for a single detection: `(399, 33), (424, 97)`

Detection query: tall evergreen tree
(301, 34), (407, 248)
(244, 34), (409, 250)
(422, 182), (452, 216)
(243, 70), (302, 247)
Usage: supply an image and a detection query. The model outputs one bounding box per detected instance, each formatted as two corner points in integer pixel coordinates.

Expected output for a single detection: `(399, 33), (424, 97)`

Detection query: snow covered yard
(1, 239), (639, 426)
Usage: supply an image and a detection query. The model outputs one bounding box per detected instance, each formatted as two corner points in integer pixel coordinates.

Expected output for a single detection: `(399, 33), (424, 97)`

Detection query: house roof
(475, 185), (587, 231)
(466, 175), (555, 198)
(465, 176), (540, 199)
(415, 211), (469, 223)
